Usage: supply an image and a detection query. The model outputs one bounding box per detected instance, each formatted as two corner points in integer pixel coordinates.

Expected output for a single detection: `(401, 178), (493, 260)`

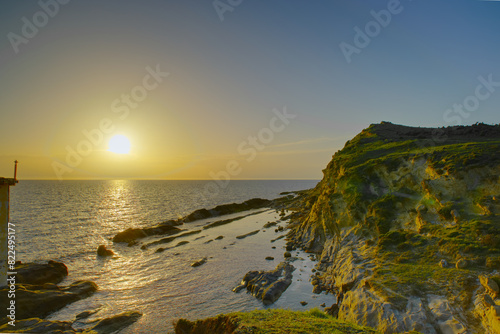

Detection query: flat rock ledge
(1, 261), (97, 323)
(0, 261), (141, 333)
(0, 311), (142, 333)
(112, 198), (272, 245)
(233, 262), (294, 305)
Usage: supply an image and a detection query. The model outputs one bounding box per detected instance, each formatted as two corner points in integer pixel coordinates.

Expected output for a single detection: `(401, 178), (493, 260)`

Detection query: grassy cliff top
(174, 309), (383, 334)
(328, 122), (500, 174)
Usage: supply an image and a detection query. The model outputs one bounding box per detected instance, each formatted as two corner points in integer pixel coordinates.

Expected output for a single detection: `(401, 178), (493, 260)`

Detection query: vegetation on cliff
(174, 309), (380, 334)
(287, 122), (500, 333)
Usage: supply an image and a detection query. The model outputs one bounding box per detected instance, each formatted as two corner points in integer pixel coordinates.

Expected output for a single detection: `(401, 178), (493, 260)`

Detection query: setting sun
(108, 135), (131, 154)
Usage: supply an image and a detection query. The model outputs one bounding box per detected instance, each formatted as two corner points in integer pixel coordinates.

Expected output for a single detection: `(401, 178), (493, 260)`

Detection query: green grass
(173, 309), (380, 334)
(231, 309), (379, 334)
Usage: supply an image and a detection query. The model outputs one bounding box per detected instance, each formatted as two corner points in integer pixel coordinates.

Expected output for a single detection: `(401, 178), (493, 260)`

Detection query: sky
(0, 0), (499, 180)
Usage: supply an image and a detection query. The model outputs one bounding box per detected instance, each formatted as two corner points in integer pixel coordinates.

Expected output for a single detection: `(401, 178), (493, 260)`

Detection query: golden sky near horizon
(1, 1), (499, 180)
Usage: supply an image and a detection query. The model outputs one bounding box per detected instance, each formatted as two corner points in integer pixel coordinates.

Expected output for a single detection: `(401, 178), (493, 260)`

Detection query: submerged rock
(91, 311), (142, 333)
(97, 245), (114, 257)
(191, 258), (207, 267)
(236, 230), (260, 239)
(233, 262), (295, 305)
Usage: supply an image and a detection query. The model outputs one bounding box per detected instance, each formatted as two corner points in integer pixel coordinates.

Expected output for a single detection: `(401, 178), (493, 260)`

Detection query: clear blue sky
(1, 0), (499, 179)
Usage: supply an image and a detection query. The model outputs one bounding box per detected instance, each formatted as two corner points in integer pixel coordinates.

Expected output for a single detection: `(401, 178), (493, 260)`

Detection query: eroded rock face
(286, 123), (500, 333)
(233, 262), (294, 305)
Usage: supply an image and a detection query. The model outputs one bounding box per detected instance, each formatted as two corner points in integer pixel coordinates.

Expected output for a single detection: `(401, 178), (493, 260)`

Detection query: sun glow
(108, 135), (131, 154)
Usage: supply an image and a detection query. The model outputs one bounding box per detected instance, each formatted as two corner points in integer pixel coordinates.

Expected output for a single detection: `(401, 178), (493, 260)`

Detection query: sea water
(10, 180), (335, 333)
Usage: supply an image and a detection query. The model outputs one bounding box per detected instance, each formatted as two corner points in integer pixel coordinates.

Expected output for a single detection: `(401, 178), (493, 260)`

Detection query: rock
(264, 221), (278, 228)
(265, 257), (274, 261)
(0, 311), (141, 333)
(286, 244), (293, 251)
(215, 235), (224, 240)
(183, 198), (272, 222)
(16, 260), (68, 285)
(455, 258), (468, 269)
(439, 259), (448, 268)
(486, 256), (500, 269)
(272, 246), (276, 249)
(191, 258), (207, 267)
(320, 303), (326, 307)
(325, 303), (339, 318)
(233, 262), (295, 305)
(97, 245), (114, 257)
(482, 293), (496, 307)
(300, 301), (308, 306)
(0, 318), (76, 333)
(6, 280), (98, 321)
(236, 230), (260, 239)
(479, 275), (500, 295)
(492, 305), (500, 317)
(312, 284), (323, 294)
(156, 248), (165, 253)
(75, 308), (100, 320)
(112, 228), (148, 244)
(142, 230), (201, 249)
(91, 311), (142, 333)
(113, 220), (183, 244)
(284, 251), (292, 258)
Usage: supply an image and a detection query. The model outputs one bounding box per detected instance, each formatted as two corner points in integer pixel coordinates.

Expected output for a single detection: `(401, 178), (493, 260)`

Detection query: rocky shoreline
(1, 196), (299, 332)
(0, 261), (142, 333)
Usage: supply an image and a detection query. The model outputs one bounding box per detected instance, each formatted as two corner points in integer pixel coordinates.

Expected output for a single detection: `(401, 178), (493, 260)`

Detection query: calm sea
(10, 180), (333, 333)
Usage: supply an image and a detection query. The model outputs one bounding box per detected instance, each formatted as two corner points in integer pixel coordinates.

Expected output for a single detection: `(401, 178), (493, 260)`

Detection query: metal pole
(14, 161), (18, 181)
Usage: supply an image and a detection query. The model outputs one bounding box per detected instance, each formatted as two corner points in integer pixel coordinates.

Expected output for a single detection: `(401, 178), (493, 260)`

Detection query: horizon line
(14, 178), (321, 181)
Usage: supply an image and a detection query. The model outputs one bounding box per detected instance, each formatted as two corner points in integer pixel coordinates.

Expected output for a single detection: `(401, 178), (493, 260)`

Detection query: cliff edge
(288, 122), (500, 333)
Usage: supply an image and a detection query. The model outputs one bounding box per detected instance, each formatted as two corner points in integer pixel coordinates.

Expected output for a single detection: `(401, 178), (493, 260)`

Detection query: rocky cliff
(288, 122), (500, 333)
